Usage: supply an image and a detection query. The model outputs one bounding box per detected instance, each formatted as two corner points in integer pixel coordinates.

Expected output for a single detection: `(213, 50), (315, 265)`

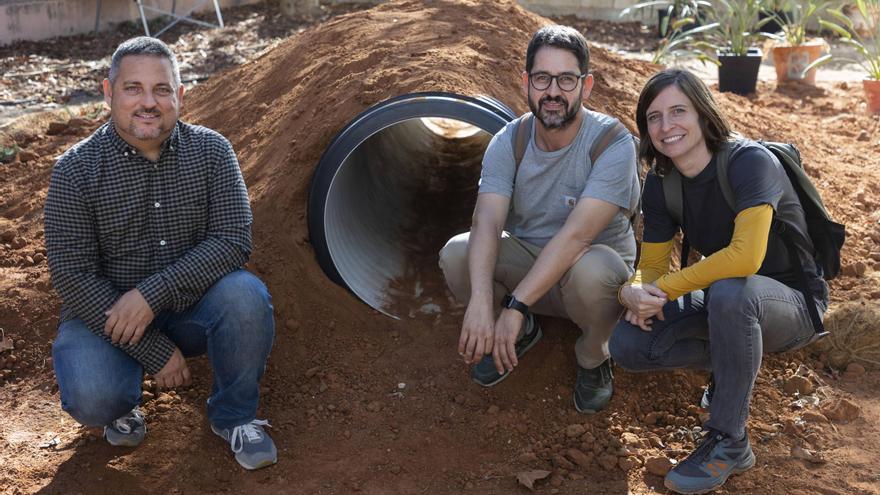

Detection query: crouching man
(45, 37), (276, 470)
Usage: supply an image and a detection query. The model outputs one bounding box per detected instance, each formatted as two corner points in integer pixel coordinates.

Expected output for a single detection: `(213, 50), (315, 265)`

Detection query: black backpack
(661, 138), (846, 333)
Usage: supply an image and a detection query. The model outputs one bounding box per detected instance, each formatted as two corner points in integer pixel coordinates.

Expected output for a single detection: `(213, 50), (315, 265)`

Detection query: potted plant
(760, 0), (792, 33)
(695, 0), (770, 95)
(822, 0), (880, 113)
(620, 0), (711, 37)
(765, 0), (837, 85)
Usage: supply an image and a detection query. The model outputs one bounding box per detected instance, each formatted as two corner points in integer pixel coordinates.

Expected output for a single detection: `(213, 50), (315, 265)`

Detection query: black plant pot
(759, 10), (791, 34)
(717, 48), (763, 96)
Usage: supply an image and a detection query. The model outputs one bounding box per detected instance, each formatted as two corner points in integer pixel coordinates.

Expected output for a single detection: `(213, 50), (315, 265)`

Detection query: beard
(528, 92), (582, 130)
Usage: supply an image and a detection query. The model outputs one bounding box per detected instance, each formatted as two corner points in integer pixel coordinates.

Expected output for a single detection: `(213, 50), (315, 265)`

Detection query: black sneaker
(573, 359), (613, 413)
(664, 428), (755, 494)
(471, 313), (543, 387)
(700, 374), (715, 409)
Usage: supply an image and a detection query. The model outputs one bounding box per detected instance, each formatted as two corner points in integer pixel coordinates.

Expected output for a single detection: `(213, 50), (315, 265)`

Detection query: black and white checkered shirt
(44, 120), (253, 374)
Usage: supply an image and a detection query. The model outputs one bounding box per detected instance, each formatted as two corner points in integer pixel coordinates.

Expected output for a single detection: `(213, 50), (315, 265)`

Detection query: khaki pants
(438, 232), (633, 369)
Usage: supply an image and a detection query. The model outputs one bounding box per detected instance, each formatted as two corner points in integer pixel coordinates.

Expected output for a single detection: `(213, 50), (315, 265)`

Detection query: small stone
(141, 391), (155, 402)
(0, 229), (15, 243)
(156, 403), (171, 412)
(517, 452), (538, 464)
(487, 405), (500, 415)
(549, 474), (563, 487)
(645, 456), (674, 476)
(620, 432), (640, 446)
(47, 122), (68, 135)
(157, 393), (174, 404)
(564, 448), (591, 469)
(801, 410), (827, 424)
(14, 339), (25, 350)
(552, 454), (575, 470)
(17, 150), (38, 163)
(366, 401), (383, 412)
(820, 398), (861, 422)
(305, 366), (320, 378)
(285, 319), (300, 332)
(644, 412), (659, 425)
(389, 465), (401, 475)
(32, 253), (45, 264)
(857, 129), (870, 142)
(565, 424), (585, 438)
(597, 453), (618, 471)
(783, 375), (813, 395)
(618, 456), (640, 471)
(791, 445), (827, 464)
(67, 117), (91, 128)
(454, 394), (465, 405)
(845, 363), (866, 376)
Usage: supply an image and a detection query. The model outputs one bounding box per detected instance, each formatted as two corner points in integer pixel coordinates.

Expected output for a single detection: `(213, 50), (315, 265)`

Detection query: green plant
(821, 0), (880, 79)
(651, 19), (718, 64)
(620, 0), (711, 36)
(0, 145), (19, 164)
(695, 0), (769, 56)
(765, 0), (838, 46)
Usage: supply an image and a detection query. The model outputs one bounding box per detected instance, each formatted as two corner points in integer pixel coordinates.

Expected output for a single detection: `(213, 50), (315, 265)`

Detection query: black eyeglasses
(529, 72), (585, 92)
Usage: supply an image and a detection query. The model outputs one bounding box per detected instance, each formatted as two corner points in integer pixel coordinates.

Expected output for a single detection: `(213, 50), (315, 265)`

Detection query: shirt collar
(104, 120), (181, 157)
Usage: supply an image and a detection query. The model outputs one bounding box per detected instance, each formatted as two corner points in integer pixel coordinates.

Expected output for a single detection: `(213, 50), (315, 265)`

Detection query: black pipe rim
(307, 91), (516, 295)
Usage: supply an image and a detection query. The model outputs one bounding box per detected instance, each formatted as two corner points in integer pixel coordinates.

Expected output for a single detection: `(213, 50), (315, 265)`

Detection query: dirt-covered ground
(1, 1), (879, 494)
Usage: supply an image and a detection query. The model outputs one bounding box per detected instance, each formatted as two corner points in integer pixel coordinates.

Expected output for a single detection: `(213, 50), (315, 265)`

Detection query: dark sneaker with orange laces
(664, 428), (755, 494)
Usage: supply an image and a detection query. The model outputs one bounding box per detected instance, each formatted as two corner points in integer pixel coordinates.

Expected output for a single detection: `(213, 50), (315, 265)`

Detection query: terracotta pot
(772, 42), (824, 85)
(864, 78), (880, 114)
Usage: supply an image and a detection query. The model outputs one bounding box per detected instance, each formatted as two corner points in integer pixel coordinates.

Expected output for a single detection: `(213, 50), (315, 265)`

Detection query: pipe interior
(324, 117), (491, 318)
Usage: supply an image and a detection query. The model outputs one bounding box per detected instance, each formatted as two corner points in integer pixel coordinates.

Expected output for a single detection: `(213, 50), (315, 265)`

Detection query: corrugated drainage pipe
(308, 92), (516, 318)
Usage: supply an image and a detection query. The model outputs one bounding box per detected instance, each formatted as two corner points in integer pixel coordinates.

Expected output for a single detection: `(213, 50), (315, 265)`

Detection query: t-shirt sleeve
(641, 172), (678, 243)
(477, 125), (516, 197)
(727, 147), (784, 213)
(581, 131), (638, 211)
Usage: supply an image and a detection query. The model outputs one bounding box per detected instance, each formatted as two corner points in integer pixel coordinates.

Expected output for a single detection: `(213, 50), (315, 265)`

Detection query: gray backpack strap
(714, 140), (737, 212)
(510, 113), (534, 182)
(589, 121), (630, 164)
(662, 168), (684, 227)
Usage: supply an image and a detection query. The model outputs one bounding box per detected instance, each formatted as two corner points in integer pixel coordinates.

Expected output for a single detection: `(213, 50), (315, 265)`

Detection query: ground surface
(1, 1), (879, 494)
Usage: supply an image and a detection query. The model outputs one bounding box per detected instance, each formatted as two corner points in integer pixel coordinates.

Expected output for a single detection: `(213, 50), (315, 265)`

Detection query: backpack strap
(510, 113), (534, 184)
(589, 121), (630, 164)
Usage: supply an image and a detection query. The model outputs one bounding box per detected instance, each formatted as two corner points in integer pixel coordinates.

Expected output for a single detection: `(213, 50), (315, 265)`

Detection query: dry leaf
(516, 469), (551, 491)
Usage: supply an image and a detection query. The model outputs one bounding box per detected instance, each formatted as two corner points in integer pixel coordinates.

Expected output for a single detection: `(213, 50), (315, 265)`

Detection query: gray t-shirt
(478, 109), (639, 265)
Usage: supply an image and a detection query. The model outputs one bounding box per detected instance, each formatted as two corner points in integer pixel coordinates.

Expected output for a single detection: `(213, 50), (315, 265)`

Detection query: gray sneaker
(212, 419), (277, 470)
(104, 408), (146, 447)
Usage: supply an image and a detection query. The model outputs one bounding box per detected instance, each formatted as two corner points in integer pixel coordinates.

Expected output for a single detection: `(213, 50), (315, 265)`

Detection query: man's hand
(492, 309), (524, 374)
(154, 347), (191, 389)
(458, 299), (495, 364)
(620, 284), (667, 332)
(104, 288), (155, 345)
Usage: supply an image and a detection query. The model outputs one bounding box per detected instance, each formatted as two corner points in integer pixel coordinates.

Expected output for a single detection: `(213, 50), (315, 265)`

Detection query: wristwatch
(501, 294), (529, 316)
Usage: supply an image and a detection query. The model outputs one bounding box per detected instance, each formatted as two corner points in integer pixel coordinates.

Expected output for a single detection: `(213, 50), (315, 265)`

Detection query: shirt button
(159, 240), (166, 246)
(124, 151), (129, 157)
(154, 202), (160, 208)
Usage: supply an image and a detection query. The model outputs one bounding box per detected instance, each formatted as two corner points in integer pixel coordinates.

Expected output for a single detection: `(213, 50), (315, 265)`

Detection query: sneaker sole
(471, 327), (543, 388)
(663, 450), (756, 494)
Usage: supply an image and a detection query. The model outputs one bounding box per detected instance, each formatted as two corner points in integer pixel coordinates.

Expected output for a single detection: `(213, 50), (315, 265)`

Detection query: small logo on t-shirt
(564, 195), (577, 208)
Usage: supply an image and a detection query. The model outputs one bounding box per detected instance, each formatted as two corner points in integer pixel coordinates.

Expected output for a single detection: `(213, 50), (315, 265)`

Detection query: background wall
(1, 0), (644, 45)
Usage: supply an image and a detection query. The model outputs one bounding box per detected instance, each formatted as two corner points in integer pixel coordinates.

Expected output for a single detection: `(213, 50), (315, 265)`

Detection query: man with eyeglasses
(439, 25), (639, 413)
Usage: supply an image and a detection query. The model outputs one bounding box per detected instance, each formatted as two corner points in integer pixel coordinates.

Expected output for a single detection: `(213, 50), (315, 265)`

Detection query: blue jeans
(52, 270), (275, 430)
(609, 275), (827, 439)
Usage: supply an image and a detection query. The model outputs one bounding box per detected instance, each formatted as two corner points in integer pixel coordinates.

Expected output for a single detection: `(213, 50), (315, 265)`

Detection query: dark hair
(109, 36), (181, 87)
(525, 25), (590, 75)
(635, 69), (731, 175)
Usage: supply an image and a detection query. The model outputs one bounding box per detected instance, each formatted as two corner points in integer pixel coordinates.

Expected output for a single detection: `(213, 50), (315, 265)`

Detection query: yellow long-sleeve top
(627, 204), (774, 301)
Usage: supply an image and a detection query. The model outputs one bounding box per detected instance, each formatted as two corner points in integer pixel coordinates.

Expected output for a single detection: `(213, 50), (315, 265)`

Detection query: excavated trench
(308, 92), (516, 318)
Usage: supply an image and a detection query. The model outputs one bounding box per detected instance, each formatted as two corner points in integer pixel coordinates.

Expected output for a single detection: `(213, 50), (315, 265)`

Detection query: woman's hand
(620, 284), (667, 331)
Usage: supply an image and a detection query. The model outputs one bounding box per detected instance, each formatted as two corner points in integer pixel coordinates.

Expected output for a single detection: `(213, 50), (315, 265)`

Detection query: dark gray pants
(609, 275), (827, 439)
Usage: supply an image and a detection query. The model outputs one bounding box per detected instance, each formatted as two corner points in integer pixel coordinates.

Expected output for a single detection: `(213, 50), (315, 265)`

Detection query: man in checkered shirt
(44, 37), (277, 470)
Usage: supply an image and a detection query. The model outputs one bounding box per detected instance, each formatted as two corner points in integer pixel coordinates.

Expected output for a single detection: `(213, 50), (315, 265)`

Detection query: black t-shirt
(642, 140), (826, 299)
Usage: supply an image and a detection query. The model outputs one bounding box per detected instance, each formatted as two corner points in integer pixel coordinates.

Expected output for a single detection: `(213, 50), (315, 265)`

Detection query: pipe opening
(309, 92), (515, 318)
